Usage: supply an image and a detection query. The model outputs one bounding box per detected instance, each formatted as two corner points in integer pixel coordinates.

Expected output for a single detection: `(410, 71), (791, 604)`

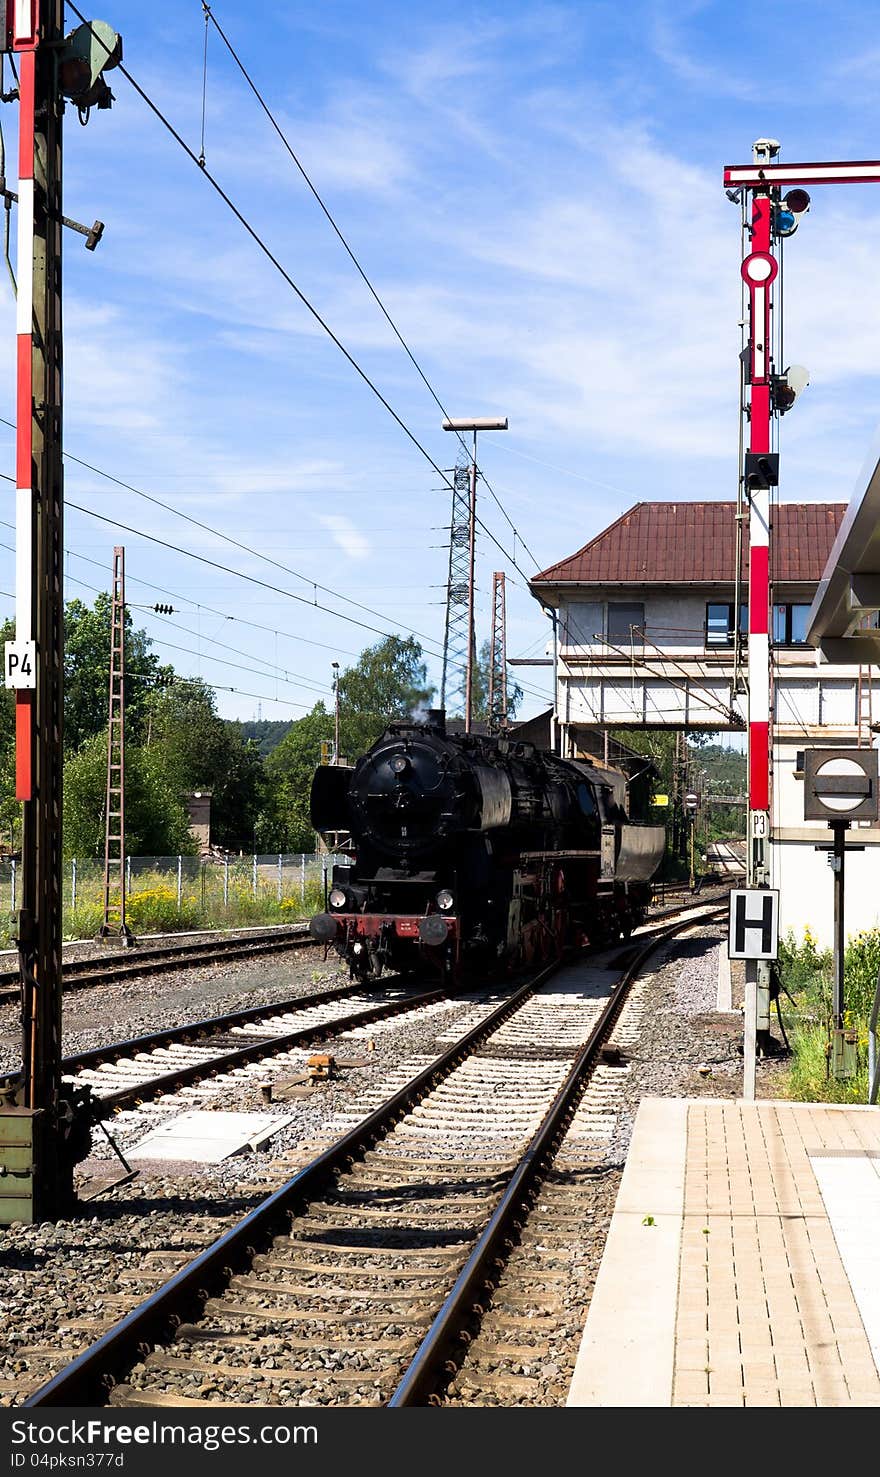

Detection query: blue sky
(3, 0), (880, 722)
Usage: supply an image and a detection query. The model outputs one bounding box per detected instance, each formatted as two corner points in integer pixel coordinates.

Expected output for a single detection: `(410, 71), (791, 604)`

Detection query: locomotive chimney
(426, 708), (446, 734)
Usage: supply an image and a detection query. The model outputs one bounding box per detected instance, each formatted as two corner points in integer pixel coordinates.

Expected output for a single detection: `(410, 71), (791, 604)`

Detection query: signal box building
(529, 501), (880, 946)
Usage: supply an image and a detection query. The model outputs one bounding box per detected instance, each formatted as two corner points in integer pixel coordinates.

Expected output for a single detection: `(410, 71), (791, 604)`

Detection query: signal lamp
(773, 207), (797, 237)
(744, 452), (779, 491)
(58, 20), (123, 112)
(390, 754), (410, 775)
(783, 188), (811, 216)
(772, 364), (810, 415)
(436, 889), (455, 912)
(328, 888), (348, 910)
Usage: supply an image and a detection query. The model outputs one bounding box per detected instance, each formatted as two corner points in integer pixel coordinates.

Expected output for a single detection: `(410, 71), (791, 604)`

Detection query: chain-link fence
(0, 853), (345, 947)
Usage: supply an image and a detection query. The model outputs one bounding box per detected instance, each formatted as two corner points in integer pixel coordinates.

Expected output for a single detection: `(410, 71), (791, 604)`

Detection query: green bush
(777, 925), (880, 1103)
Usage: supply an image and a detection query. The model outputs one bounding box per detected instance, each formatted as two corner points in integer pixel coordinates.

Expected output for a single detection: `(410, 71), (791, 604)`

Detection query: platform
(567, 1099), (880, 1406)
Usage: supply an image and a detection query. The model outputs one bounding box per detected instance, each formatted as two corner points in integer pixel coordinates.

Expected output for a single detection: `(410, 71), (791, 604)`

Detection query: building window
(773, 603), (811, 645)
(705, 602), (747, 647)
(563, 601), (603, 647)
(606, 601), (644, 644)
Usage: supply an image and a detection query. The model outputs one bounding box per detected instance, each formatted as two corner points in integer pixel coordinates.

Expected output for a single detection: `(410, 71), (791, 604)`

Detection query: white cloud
(320, 514), (371, 561)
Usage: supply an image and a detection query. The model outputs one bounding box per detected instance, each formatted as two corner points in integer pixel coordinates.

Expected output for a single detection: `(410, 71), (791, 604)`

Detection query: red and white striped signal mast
(0, 4), (121, 1222)
(723, 140), (880, 1094)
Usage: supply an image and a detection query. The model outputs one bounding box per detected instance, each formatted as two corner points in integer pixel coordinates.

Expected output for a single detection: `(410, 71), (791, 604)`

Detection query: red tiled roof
(531, 501), (846, 585)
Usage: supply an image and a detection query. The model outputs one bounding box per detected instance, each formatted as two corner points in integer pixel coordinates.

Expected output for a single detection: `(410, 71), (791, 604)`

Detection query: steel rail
(84, 900), (730, 1121)
(0, 979), (368, 1093)
(387, 906), (728, 1406)
(22, 956), (566, 1407)
(87, 985), (448, 1121)
(57, 980), (366, 1072)
(0, 926), (318, 1005)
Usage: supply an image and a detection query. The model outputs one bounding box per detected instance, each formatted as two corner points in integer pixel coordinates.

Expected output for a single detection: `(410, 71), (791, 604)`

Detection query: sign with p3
(5, 639), (35, 689)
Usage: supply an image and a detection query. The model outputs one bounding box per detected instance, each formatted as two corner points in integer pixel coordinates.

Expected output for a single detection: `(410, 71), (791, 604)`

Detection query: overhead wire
(0, 533), (332, 699)
(203, 1), (542, 573)
(65, 498), (447, 656)
(0, 416), (447, 649)
(61, 3), (538, 594)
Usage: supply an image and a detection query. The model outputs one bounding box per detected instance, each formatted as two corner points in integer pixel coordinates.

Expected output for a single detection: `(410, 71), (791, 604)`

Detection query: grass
(776, 925), (879, 1103)
(0, 863), (329, 948)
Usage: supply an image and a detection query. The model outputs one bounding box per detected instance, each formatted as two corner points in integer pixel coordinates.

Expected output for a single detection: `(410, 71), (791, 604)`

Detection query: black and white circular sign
(804, 748), (879, 822)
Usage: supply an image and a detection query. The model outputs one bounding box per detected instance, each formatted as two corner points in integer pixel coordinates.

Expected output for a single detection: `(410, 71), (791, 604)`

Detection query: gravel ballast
(0, 921), (791, 1407)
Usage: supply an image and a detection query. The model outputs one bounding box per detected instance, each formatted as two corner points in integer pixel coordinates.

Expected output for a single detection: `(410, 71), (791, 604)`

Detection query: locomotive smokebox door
(600, 825), (617, 881)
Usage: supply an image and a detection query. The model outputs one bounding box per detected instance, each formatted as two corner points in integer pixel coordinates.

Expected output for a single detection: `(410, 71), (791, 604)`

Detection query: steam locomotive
(309, 710), (665, 983)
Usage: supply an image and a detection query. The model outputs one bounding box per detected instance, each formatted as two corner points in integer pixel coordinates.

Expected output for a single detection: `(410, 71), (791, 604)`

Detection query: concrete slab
(810, 1152), (880, 1372)
(716, 948), (733, 1011)
(566, 1098), (688, 1406)
(567, 1099), (880, 1407)
(127, 1110), (296, 1163)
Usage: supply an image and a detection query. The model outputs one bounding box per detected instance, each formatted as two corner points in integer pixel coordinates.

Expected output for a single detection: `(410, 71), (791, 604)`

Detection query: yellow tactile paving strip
(675, 1102), (880, 1407)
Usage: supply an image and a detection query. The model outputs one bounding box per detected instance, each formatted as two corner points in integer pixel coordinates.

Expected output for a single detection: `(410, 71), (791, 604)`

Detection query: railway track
(1, 979), (450, 1125)
(0, 925), (320, 1007)
(21, 899), (726, 1408)
(0, 890), (729, 1012)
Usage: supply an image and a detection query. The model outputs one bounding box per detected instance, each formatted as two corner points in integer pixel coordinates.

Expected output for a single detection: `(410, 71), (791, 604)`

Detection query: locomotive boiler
(309, 709), (665, 982)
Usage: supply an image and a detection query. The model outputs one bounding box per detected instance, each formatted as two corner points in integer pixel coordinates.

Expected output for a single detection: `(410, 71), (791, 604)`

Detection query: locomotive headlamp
(390, 754), (410, 775)
(436, 889), (455, 911)
(328, 887), (348, 910)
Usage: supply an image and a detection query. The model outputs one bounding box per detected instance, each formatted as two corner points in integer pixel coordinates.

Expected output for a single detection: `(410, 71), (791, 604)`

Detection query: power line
(60, 6), (537, 589)
(0, 496), (363, 661)
(205, 2), (542, 573)
(0, 534), (331, 699)
(63, 7), (452, 490)
(0, 416), (444, 649)
(64, 497), (448, 657)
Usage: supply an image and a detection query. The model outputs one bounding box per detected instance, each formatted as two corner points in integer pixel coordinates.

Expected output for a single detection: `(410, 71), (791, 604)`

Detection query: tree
(335, 635), (434, 759)
(142, 680), (266, 849)
(229, 719), (293, 759)
(259, 703), (333, 852)
(64, 595), (164, 753)
(259, 637), (435, 851)
(63, 730), (195, 858)
(465, 639), (524, 725)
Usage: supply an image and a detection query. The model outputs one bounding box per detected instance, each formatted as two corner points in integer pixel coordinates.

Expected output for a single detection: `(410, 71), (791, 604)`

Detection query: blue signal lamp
(773, 207), (798, 237)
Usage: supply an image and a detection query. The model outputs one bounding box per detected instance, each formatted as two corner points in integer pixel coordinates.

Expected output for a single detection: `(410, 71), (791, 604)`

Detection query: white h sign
(728, 888), (779, 961)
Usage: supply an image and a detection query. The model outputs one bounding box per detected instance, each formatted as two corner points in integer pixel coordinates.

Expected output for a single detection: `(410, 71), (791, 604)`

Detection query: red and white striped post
(740, 158), (776, 886)
(12, 0), (39, 800)
(735, 139), (781, 1100)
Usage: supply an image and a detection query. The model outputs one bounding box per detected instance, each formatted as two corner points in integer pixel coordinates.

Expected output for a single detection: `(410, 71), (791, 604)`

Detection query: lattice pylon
(98, 547), (135, 945)
(441, 455), (472, 716)
(488, 570), (508, 732)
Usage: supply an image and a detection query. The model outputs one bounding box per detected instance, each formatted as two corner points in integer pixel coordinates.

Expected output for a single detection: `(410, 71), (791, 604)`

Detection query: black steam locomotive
(309, 710), (665, 983)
